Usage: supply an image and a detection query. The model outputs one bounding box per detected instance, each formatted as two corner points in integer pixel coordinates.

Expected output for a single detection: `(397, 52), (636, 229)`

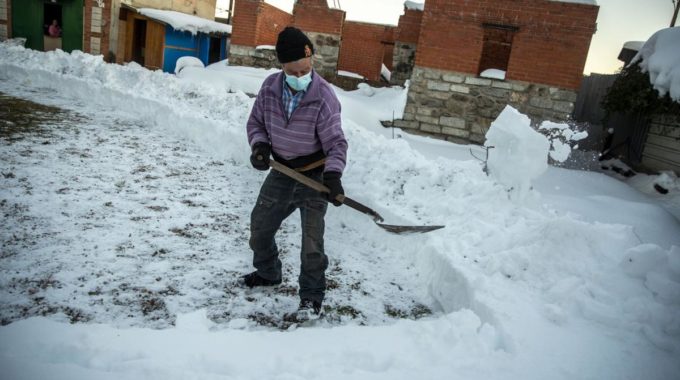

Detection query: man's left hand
(323, 171), (344, 206)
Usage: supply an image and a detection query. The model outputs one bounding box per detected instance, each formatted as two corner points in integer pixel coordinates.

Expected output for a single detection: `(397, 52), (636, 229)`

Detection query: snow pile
(174, 56), (204, 74)
(484, 106), (550, 200)
(139, 8), (232, 35)
(404, 1), (424, 11)
(381, 64), (391, 81)
(338, 70), (364, 79)
(539, 120), (588, 162)
(1, 41), (680, 379)
(255, 45), (275, 50)
(632, 27), (680, 102)
(480, 69), (506, 80)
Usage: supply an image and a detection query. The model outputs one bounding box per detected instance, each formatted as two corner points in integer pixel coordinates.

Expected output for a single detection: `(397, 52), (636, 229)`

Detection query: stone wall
(391, 41), (416, 86)
(307, 31), (340, 78)
(394, 66), (577, 144)
(228, 44), (278, 69)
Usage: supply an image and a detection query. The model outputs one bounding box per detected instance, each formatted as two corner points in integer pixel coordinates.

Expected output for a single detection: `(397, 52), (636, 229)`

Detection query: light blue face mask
(285, 72), (312, 92)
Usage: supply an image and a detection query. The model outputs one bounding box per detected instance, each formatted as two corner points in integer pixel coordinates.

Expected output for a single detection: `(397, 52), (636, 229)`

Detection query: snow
(479, 68), (506, 80)
(381, 64), (392, 81)
(484, 106), (550, 200)
(337, 70), (364, 79)
(404, 1), (424, 11)
(255, 45), (276, 50)
(1, 42), (680, 380)
(174, 56), (204, 74)
(138, 8), (232, 35)
(631, 27), (680, 102)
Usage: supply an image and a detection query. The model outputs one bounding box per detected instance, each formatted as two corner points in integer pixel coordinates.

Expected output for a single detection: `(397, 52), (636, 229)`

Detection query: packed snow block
(175, 56), (204, 74)
(484, 105), (550, 199)
(619, 244), (667, 279)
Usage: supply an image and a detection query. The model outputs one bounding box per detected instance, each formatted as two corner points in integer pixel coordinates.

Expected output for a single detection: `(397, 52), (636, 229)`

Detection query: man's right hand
(250, 142), (271, 171)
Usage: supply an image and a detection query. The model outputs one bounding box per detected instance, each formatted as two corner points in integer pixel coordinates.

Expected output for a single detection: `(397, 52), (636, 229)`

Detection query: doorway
(132, 19), (147, 65)
(208, 36), (222, 65)
(43, 2), (63, 51)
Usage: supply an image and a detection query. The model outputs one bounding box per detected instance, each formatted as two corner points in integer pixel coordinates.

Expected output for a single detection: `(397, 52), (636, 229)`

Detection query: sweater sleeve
(317, 96), (348, 174)
(246, 85), (270, 148)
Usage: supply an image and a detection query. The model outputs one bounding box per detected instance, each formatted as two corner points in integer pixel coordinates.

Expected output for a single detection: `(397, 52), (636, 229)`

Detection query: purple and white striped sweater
(247, 70), (348, 174)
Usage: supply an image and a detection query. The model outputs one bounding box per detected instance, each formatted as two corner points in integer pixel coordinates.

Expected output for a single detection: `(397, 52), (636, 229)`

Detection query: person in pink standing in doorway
(48, 20), (61, 37)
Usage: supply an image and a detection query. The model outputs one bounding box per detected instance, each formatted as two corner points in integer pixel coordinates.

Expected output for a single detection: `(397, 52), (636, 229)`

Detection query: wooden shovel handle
(267, 159), (385, 222)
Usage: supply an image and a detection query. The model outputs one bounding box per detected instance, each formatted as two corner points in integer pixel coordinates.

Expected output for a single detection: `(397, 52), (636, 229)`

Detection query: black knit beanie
(276, 27), (315, 64)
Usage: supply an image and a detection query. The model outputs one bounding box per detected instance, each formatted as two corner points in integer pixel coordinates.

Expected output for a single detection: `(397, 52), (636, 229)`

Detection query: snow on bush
(484, 106), (550, 200)
(174, 56), (204, 74)
(632, 27), (680, 102)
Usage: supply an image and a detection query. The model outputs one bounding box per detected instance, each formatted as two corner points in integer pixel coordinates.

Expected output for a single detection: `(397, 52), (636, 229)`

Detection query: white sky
(216, 0), (677, 75)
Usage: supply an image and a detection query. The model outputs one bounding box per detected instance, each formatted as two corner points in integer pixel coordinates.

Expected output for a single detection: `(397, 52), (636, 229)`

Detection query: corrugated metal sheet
(642, 115), (680, 174)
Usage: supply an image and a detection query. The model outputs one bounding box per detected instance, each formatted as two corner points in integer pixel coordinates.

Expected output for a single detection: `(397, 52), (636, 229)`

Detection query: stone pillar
(307, 31), (340, 78)
(391, 41), (416, 86)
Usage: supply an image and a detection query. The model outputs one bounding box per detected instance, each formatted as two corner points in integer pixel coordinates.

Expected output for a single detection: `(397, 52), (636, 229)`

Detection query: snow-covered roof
(632, 27), (680, 102)
(623, 41), (644, 51)
(138, 8), (232, 35)
(404, 1), (424, 11)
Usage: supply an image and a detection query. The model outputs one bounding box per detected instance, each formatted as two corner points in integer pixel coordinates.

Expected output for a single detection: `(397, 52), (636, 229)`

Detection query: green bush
(602, 63), (680, 117)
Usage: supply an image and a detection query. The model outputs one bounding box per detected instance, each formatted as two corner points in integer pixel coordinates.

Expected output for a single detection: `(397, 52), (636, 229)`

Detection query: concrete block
(440, 116), (466, 129)
(465, 77), (492, 86)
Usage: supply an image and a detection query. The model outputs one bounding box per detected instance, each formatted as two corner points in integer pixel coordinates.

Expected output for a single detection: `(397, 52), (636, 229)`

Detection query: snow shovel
(268, 160), (445, 235)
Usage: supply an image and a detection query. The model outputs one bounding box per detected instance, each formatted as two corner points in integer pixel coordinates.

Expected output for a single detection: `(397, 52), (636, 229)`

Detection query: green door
(61, 0), (83, 52)
(10, 0), (82, 53)
(11, 0), (43, 51)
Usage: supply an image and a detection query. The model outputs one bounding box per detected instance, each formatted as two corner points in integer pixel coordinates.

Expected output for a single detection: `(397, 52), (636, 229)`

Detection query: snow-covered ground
(1, 43), (679, 380)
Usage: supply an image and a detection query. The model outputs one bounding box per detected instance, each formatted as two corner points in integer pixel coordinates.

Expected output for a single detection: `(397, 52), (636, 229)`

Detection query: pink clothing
(48, 25), (61, 37)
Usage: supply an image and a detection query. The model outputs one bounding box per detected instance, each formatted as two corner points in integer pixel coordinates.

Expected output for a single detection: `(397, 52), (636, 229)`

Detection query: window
(478, 23), (518, 79)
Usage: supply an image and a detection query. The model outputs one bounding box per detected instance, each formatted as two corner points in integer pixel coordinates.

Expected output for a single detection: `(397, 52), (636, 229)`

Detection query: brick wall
(84, 0), (113, 60)
(292, 0), (344, 35)
(395, 7), (422, 44)
(231, 0), (261, 46)
(256, 2), (292, 46)
(338, 21), (393, 81)
(416, 0), (598, 90)
(0, 0), (10, 40)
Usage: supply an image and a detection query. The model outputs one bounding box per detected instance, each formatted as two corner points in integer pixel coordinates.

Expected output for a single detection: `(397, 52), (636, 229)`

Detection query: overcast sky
(217, 0), (677, 75)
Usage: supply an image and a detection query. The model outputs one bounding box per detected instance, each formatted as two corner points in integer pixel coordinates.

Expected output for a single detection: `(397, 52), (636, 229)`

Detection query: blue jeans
(249, 168), (329, 303)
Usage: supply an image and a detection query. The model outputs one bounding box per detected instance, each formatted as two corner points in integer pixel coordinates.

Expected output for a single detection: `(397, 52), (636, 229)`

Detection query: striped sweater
(246, 70), (348, 174)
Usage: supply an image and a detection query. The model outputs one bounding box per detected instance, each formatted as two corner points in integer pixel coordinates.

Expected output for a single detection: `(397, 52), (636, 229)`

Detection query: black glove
(250, 142), (271, 171)
(323, 171), (344, 207)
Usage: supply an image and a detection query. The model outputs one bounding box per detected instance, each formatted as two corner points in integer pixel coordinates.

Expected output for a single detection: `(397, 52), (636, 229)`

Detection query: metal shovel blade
(268, 160), (445, 235)
(376, 223), (445, 234)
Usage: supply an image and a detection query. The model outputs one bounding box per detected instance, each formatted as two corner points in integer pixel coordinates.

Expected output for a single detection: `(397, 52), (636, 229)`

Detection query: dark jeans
(249, 168), (329, 303)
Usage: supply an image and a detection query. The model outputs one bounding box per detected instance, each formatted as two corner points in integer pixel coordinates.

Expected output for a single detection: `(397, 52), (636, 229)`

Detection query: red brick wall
(382, 27), (396, 70)
(256, 2), (293, 46)
(415, 0), (599, 90)
(395, 8), (422, 44)
(292, 0), (344, 35)
(2, 0), (12, 38)
(231, 0), (262, 46)
(338, 21), (393, 81)
(83, 0), (113, 59)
